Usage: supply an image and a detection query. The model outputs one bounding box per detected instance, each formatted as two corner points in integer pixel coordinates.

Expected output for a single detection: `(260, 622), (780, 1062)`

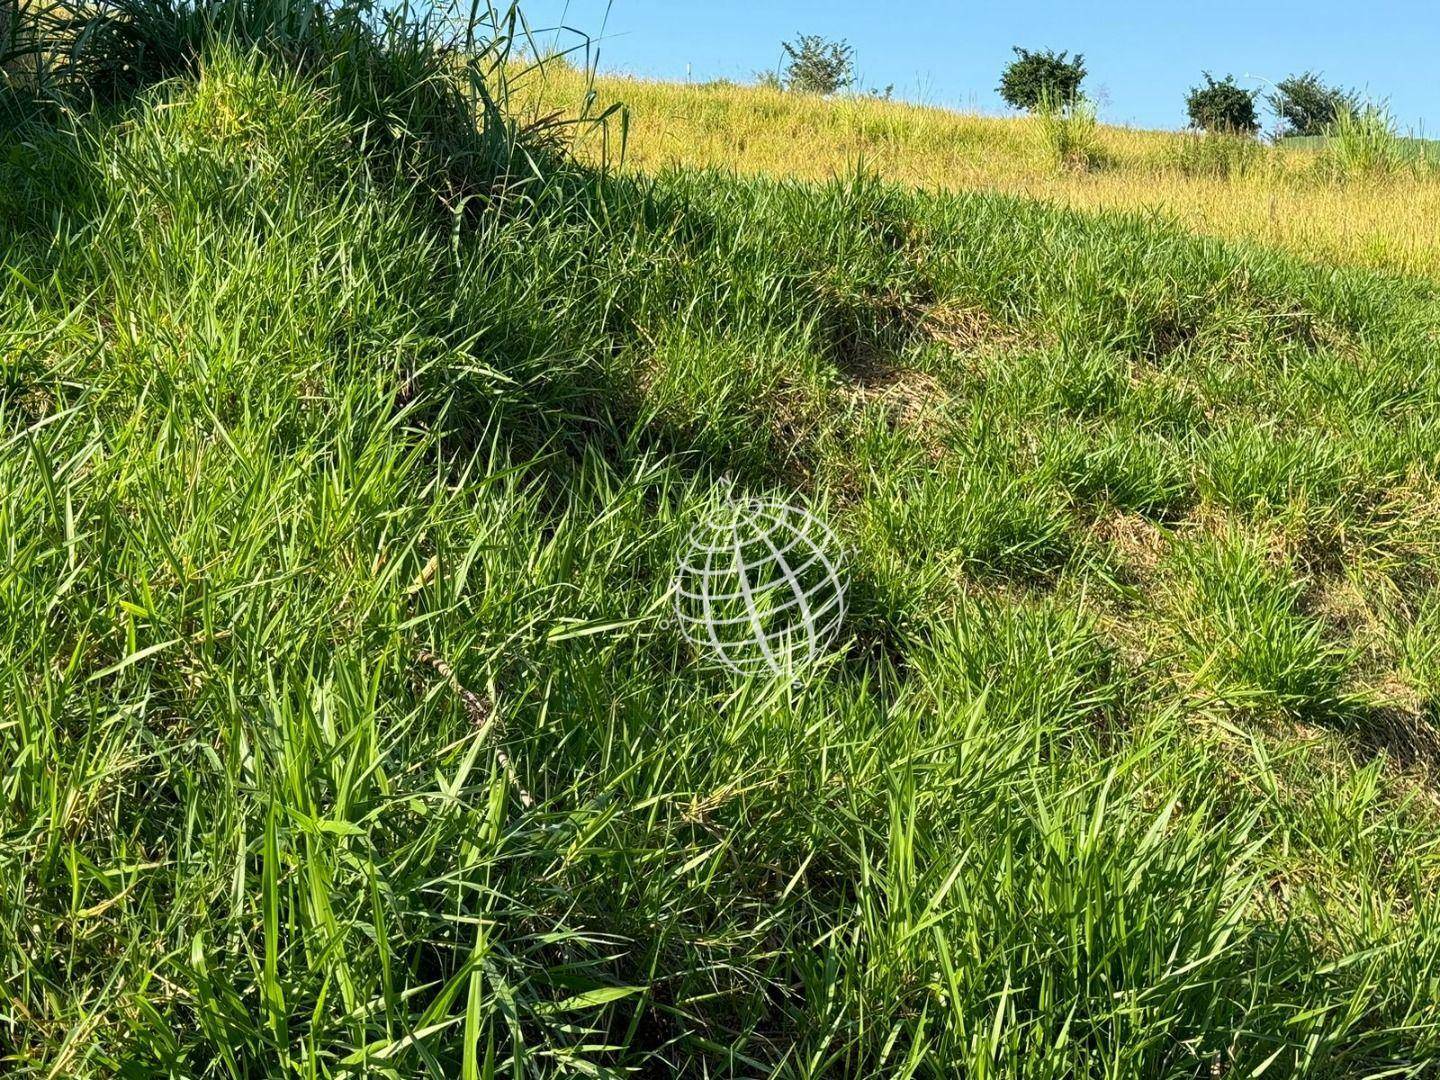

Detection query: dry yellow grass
(524, 66), (1440, 277)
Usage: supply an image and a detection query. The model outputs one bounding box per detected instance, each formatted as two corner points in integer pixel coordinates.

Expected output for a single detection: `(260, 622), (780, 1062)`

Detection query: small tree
(1267, 72), (1358, 137)
(781, 34), (855, 95)
(998, 47), (1087, 112)
(1186, 74), (1259, 135)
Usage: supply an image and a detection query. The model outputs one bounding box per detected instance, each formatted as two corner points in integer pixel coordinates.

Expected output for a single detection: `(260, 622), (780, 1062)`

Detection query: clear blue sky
(520, 1), (1440, 133)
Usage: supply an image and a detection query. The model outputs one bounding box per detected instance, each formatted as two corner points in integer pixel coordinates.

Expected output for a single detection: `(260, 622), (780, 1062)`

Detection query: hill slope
(528, 66), (1440, 278)
(4, 31), (1440, 1078)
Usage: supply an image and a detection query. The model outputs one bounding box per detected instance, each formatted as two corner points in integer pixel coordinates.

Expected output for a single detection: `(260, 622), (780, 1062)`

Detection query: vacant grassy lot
(5, 16), (1440, 1078)
(529, 66), (1440, 278)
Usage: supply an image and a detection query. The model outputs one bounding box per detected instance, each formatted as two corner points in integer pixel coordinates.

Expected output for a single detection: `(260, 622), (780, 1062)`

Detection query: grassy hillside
(528, 66), (1440, 278)
(1284, 133), (1440, 165)
(5, 10), (1440, 1077)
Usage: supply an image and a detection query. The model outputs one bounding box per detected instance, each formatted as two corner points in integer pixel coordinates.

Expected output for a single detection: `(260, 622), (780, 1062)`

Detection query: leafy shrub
(1186, 73), (1259, 135)
(781, 33), (854, 95)
(998, 46), (1086, 112)
(1268, 71), (1358, 137)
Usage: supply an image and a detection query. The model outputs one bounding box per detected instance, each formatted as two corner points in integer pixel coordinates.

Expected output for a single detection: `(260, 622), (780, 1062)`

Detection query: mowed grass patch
(4, 25), (1440, 1077)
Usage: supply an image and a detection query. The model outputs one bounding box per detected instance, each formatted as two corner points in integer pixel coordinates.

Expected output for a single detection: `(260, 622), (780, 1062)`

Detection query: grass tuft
(1169, 529), (1355, 720)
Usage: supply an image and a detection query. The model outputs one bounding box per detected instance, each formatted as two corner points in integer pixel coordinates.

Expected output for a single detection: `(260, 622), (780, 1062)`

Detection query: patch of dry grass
(525, 65), (1440, 277)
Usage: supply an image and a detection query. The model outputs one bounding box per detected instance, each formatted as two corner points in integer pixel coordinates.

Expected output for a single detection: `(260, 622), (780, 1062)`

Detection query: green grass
(5, 5), (1440, 1075)
(1284, 131), (1440, 167)
(1033, 91), (1108, 173)
(1167, 529), (1354, 719)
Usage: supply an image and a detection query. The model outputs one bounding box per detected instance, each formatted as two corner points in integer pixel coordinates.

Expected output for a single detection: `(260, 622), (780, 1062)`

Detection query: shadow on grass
(1343, 701), (1440, 775)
